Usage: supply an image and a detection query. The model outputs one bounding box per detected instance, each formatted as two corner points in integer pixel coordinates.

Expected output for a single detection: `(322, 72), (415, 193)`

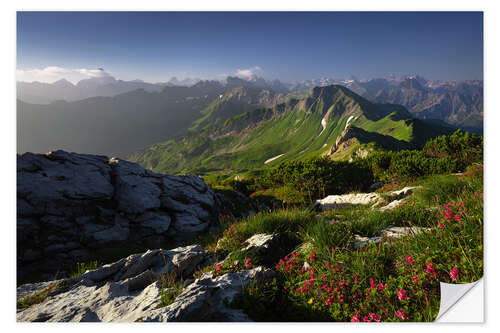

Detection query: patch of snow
(344, 116), (358, 130)
(319, 114), (328, 136)
(264, 154), (285, 164)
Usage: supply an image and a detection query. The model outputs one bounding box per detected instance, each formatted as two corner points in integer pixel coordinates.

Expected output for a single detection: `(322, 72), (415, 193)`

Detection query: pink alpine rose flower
(426, 262), (437, 277)
(395, 308), (408, 320)
(350, 314), (361, 322)
(398, 289), (409, 301)
(369, 278), (376, 291)
(449, 267), (459, 282)
(369, 313), (381, 322)
(406, 255), (414, 264)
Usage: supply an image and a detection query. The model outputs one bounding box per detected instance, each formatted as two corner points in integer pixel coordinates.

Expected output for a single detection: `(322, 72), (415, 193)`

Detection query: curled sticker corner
(435, 278), (483, 322)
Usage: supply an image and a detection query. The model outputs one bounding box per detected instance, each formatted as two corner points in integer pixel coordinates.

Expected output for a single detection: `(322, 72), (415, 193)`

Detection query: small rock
(353, 236), (381, 250)
(379, 199), (405, 211)
(379, 226), (430, 239)
(242, 233), (277, 253)
(387, 186), (422, 199)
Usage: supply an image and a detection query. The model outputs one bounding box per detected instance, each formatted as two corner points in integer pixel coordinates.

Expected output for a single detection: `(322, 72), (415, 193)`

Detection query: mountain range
(17, 73), (483, 131)
(17, 74), (481, 160)
(16, 75), (202, 104)
(128, 85), (455, 176)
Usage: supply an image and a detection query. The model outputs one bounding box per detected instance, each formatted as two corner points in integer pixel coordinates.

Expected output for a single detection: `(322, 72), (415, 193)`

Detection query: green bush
(243, 130), (482, 204)
(365, 130), (482, 182)
(254, 157), (374, 203)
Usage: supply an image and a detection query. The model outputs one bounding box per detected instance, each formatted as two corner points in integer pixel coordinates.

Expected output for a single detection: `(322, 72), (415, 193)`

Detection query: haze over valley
(17, 72), (482, 159)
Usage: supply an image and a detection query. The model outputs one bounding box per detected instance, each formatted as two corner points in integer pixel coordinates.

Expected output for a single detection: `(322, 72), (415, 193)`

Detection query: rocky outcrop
(315, 192), (380, 210)
(143, 267), (272, 322)
(353, 226), (430, 250)
(16, 245), (270, 322)
(315, 186), (422, 211)
(17, 150), (220, 281)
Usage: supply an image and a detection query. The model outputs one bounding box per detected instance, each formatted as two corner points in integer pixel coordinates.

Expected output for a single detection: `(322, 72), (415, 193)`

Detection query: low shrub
(231, 163), (483, 322)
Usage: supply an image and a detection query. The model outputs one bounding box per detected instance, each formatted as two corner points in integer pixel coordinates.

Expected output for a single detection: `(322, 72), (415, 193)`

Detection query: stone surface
(353, 235), (382, 250)
(17, 245), (207, 322)
(142, 267), (272, 322)
(17, 150), (219, 281)
(315, 193), (381, 210)
(379, 226), (431, 238)
(379, 199), (405, 211)
(315, 186), (422, 211)
(17, 245), (271, 322)
(242, 233), (277, 253)
(353, 225), (430, 250)
(387, 186), (422, 199)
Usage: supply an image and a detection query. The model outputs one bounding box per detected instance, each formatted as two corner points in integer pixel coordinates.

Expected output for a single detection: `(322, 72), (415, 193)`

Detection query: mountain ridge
(128, 85), (455, 176)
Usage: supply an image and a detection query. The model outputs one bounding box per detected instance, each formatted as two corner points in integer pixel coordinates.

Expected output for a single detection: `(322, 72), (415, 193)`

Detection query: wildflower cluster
(436, 201), (466, 228)
(211, 256), (254, 277)
(229, 160), (482, 322)
(271, 249), (443, 322)
(216, 224), (247, 251)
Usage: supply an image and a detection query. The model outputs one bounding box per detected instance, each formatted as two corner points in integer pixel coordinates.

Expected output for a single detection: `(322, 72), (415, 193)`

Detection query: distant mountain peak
(399, 77), (425, 90)
(52, 78), (74, 87)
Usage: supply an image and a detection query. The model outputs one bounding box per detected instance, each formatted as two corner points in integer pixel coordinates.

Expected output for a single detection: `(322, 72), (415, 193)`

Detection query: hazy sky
(17, 11), (483, 83)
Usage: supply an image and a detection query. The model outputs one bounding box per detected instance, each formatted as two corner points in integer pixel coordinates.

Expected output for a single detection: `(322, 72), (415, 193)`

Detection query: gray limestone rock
(17, 150), (220, 281)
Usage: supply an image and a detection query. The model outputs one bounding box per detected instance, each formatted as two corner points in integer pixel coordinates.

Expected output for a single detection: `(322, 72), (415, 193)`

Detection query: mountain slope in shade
(17, 76), (167, 104)
(17, 81), (225, 157)
(189, 82), (287, 132)
(129, 85), (455, 175)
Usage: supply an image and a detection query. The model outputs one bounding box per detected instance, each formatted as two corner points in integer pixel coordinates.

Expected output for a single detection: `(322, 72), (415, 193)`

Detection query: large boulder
(17, 150), (220, 282)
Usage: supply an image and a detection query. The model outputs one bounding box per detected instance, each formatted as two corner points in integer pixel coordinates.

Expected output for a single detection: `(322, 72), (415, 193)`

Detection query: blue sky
(16, 11), (483, 83)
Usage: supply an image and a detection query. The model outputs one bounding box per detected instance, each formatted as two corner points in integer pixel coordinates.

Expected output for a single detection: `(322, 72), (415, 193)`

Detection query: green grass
(17, 281), (69, 310)
(211, 209), (317, 254)
(227, 163), (483, 322)
(158, 272), (185, 308)
(303, 221), (354, 257)
(69, 261), (102, 279)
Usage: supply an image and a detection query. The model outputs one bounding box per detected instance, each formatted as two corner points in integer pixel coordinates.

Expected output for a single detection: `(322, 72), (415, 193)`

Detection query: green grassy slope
(128, 85), (454, 175)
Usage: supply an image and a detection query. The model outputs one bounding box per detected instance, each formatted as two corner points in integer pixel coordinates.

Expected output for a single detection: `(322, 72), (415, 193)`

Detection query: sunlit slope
(129, 85), (454, 174)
